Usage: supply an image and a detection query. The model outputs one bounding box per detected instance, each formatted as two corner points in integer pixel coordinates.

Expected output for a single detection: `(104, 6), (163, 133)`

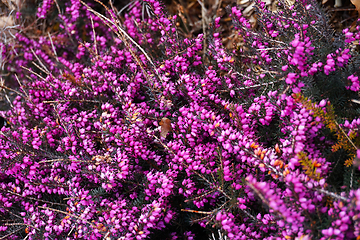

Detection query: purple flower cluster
(1, 0), (360, 239)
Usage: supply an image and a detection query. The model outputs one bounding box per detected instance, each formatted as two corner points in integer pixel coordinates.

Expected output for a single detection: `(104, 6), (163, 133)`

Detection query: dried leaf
(238, 0), (250, 5)
(242, 3), (255, 17)
(284, 0), (295, 6)
(0, 15), (14, 29)
(159, 117), (172, 138)
(334, 0), (342, 7)
(351, 0), (360, 14)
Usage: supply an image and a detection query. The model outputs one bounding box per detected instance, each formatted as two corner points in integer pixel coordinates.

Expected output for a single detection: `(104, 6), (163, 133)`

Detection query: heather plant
(0, 0), (360, 239)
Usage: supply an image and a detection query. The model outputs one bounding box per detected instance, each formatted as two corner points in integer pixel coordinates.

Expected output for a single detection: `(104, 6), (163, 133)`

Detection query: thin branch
(30, 48), (50, 75)
(42, 99), (100, 104)
(0, 79), (24, 97)
(181, 209), (212, 214)
(90, 15), (98, 56)
(20, 66), (46, 81)
(38, 206), (95, 228)
(335, 121), (357, 150)
(317, 188), (348, 201)
(14, 74), (31, 103)
(47, 32), (60, 67)
(39, 158), (88, 163)
(197, 0), (207, 60)
(3, 189), (67, 206)
(0, 227), (23, 240)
